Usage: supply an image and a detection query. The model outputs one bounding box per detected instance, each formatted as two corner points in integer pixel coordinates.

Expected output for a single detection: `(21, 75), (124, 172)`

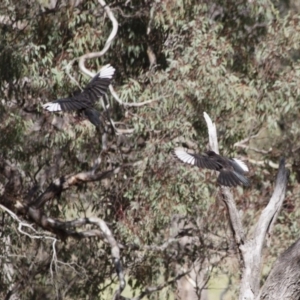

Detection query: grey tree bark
(258, 238), (300, 299)
(203, 112), (289, 300)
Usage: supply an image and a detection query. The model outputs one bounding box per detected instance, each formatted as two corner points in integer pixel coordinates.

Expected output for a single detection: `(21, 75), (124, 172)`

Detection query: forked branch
(239, 158), (288, 299)
(203, 112), (288, 299)
(203, 112), (245, 249)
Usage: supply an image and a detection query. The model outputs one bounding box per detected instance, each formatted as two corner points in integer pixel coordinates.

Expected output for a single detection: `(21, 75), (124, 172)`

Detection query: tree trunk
(258, 238), (300, 299)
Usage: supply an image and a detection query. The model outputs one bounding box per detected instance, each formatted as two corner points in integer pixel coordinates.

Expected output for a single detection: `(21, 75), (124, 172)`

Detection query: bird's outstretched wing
(42, 64), (115, 112)
(230, 158), (249, 174)
(173, 147), (220, 170)
(218, 170), (249, 187)
(174, 147), (250, 187)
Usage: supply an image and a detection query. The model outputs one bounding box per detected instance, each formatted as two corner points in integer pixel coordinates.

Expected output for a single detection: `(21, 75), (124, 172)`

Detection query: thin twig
(131, 269), (191, 300)
(0, 204), (58, 283)
(109, 85), (168, 107)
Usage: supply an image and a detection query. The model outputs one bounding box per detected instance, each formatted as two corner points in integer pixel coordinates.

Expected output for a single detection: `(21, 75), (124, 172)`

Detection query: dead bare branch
(77, 217), (126, 297)
(130, 269), (191, 300)
(239, 158), (288, 299)
(74, 0), (118, 77)
(109, 85), (167, 107)
(144, 237), (179, 251)
(203, 112), (245, 248)
(203, 112), (289, 300)
(248, 158), (291, 169)
(219, 188), (245, 246)
(63, 0), (118, 79)
(0, 204), (59, 282)
(234, 134), (273, 154)
(30, 167), (121, 209)
(0, 205), (126, 298)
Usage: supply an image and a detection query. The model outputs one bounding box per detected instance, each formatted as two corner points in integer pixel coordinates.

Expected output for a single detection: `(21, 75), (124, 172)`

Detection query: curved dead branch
(0, 204), (126, 298)
(0, 158), (127, 297)
(75, 217), (126, 297)
(203, 112), (289, 300)
(63, 0), (118, 79)
(77, 0), (119, 77)
(239, 158), (288, 299)
(0, 204), (59, 281)
(132, 270), (190, 300)
(30, 167), (120, 209)
(109, 85), (167, 107)
(118, 269), (191, 300)
(203, 112), (245, 248)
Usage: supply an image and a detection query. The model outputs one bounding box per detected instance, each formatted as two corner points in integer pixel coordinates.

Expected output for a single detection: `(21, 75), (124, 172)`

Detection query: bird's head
(206, 150), (217, 157)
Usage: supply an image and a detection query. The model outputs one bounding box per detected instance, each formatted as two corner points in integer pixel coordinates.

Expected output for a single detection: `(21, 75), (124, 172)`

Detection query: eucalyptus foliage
(1, 0), (300, 298)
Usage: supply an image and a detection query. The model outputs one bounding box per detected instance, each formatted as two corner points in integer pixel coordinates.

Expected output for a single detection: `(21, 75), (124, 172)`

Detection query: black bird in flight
(42, 64), (115, 126)
(173, 147), (249, 187)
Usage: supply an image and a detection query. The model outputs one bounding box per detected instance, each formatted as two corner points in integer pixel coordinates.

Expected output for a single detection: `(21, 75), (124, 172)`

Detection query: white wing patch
(174, 148), (195, 165)
(232, 158), (249, 172)
(42, 102), (62, 112)
(98, 64), (115, 79)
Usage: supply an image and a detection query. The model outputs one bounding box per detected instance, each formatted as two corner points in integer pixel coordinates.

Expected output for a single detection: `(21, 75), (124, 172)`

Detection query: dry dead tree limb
(239, 158), (288, 300)
(29, 159), (141, 207)
(203, 112), (289, 300)
(124, 269), (191, 300)
(234, 134), (272, 154)
(7, 166), (122, 239)
(220, 188), (245, 246)
(0, 206), (126, 298)
(203, 112), (245, 249)
(30, 167), (120, 209)
(144, 237), (179, 251)
(63, 0), (118, 110)
(1, 163), (126, 296)
(27, 161), (142, 215)
(63, 0), (118, 79)
(77, 0), (119, 77)
(75, 217), (126, 297)
(0, 204), (59, 281)
(248, 158), (291, 169)
(9, 162), (137, 298)
(109, 85), (167, 107)
(203, 112), (219, 153)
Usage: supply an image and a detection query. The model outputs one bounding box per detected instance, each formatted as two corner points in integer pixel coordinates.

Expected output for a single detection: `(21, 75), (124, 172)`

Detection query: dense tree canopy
(1, 0), (300, 299)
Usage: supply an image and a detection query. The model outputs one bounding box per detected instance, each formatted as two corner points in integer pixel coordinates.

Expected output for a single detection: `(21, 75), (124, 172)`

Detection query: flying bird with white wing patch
(42, 64), (115, 127)
(173, 147), (250, 187)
